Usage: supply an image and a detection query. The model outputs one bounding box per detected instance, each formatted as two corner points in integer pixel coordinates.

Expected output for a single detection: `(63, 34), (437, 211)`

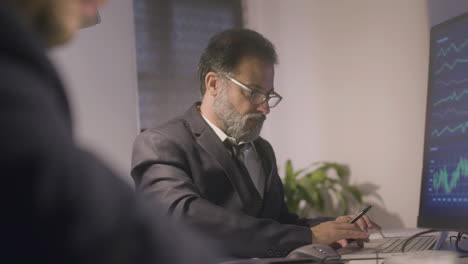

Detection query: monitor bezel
(417, 11), (468, 233)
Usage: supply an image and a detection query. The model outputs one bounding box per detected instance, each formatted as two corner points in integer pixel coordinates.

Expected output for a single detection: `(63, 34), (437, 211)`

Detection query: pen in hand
(348, 205), (385, 242)
(346, 205), (372, 244)
(350, 205), (372, 224)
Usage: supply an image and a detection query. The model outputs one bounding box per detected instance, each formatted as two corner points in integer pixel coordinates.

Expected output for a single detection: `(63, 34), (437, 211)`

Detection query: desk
(349, 257), (468, 264)
(347, 232), (468, 264)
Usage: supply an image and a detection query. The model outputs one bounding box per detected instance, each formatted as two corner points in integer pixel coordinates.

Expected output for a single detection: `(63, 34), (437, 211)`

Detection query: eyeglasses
(224, 74), (282, 108)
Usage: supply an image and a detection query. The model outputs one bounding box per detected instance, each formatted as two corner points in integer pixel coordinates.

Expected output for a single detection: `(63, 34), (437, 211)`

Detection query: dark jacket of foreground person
(0, 3), (216, 263)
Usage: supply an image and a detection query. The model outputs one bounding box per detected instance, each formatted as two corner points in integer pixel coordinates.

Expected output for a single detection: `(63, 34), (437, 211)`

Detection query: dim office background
(51, 0), (468, 229)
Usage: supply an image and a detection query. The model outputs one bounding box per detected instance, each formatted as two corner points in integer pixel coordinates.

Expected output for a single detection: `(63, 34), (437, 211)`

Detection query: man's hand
(310, 220), (370, 246)
(310, 214), (382, 248)
(333, 214), (381, 247)
(336, 214), (381, 233)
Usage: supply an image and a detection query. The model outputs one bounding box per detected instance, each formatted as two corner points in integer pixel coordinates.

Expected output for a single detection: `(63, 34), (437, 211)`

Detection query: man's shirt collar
(201, 114), (231, 142)
(201, 114), (252, 147)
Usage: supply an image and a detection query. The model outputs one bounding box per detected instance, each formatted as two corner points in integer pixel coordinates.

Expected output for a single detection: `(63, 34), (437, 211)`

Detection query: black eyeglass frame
(223, 74), (282, 108)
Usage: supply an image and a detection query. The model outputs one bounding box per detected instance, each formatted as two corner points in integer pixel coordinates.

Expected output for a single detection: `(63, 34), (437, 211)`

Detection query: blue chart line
(433, 107), (468, 121)
(432, 120), (468, 137)
(435, 58), (468, 75)
(436, 78), (468, 87)
(437, 39), (468, 57)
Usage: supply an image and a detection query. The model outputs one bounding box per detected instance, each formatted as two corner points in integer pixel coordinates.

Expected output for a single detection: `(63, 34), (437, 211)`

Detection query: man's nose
(257, 100), (270, 115)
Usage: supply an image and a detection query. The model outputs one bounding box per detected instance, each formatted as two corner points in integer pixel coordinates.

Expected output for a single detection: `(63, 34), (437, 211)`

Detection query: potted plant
(283, 160), (363, 218)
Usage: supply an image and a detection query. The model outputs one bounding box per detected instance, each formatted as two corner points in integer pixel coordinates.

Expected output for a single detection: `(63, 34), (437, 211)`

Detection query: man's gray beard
(213, 87), (266, 143)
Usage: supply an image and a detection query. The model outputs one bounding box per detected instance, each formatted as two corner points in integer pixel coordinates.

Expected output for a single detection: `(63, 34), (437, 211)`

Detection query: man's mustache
(246, 113), (266, 122)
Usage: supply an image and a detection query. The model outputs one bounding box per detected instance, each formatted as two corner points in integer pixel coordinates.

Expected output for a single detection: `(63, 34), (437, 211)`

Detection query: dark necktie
(224, 140), (265, 197)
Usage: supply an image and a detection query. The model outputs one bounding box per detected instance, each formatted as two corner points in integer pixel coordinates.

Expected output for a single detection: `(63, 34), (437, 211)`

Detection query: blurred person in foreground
(0, 0), (215, 263)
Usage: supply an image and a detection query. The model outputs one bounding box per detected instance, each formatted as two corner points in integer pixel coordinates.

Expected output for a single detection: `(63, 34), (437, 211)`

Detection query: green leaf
(297, 184), (314, 204)
(282, 160), (362, 216)
(334, 164), (350, 180)
(319, 162), (349, 181)
(285, 190), (299, 212)
(326, 178), (339, 185)
(293, 168), (305, 178)
(305, 170), (326, 185)
(285, 159), (295, 182)
(314, 189), (325, 211)
(298, 182), (324, 212)
(284, 182), (297, 209)
(337, 190), (349, 215)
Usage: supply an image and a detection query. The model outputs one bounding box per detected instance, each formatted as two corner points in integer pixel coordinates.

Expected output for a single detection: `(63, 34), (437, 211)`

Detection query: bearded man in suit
(132, 28), (380, 259)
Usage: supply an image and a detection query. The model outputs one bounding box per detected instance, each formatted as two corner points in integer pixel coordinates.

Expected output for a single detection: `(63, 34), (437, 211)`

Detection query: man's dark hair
(198, 28), (278, 96)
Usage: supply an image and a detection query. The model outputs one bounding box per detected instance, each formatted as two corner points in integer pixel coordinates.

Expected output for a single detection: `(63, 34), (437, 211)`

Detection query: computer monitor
(418, 11), (468, 232)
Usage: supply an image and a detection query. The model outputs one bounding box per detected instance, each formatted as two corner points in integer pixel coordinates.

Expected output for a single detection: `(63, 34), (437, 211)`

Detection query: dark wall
(133, 0), (243, 130)
(428, 0), (468, 26)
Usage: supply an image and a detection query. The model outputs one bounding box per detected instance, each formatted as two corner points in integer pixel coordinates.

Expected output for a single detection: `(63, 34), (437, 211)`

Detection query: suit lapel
(183, 104), (261, 215)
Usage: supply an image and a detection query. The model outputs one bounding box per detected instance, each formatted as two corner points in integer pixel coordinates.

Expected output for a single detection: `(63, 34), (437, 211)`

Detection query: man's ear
(205, 72), (221, 97)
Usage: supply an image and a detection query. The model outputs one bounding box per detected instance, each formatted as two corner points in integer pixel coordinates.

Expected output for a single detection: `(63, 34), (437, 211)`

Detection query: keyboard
(338, 235), (438, 260)
(378, 236), (437, 253)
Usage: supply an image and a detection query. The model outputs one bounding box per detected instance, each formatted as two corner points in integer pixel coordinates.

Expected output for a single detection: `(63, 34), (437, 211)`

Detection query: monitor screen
(418, 11), (468, 232)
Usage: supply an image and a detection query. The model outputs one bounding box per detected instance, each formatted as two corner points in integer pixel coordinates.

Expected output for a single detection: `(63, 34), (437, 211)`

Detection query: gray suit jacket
(132, 103), (332, 259)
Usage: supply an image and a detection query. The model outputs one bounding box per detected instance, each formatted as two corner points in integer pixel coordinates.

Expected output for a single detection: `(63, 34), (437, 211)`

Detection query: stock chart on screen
(423, 15), (468, 216)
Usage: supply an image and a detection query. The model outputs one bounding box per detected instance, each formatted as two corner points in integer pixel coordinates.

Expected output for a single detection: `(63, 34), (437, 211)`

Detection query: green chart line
(432, 120), (468, 137)
(435, 58), (468, 75)
(434, 89), (468, 106)
(437, 39), (468, 57)
(433, 157), (468, 193)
